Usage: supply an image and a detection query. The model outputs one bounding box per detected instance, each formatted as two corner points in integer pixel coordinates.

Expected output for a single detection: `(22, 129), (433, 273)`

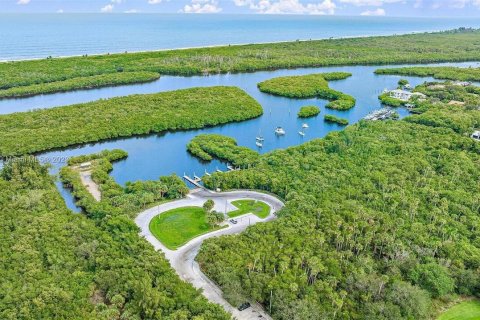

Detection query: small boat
(275, 127), (286, 135)
(256, 129), (264, 141)
(298, 131), (305, 136)
(256, 141), (263, 148)
(302, 123), (309, 129)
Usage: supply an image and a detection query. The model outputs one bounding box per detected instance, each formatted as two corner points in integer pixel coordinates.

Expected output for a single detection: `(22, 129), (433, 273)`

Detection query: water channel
(1, 61), (479, 211)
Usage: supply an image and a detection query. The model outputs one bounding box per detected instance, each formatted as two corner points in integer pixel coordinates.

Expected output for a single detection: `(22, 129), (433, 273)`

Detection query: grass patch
(298, 106), (320, 118)
(438, 300), (480, 320)
(149, 206), (220, 250)
(257, 73), (356, 110)
(228, 200), (270, 219)
(0, 86), (262, 156)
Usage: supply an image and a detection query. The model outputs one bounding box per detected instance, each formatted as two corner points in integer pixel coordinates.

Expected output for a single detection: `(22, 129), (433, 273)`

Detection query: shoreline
(0, 28), (455, 63)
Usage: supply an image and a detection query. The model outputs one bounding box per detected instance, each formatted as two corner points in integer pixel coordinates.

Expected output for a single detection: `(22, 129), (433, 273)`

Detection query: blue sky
(2, 0), (480, 16)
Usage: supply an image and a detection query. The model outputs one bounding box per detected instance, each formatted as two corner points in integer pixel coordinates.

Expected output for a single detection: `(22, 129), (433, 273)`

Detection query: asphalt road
(135, 189), (284, 320)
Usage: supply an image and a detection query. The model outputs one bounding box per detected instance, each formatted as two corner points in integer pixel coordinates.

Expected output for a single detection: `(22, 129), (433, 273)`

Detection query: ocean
(1, 14), (480, 61)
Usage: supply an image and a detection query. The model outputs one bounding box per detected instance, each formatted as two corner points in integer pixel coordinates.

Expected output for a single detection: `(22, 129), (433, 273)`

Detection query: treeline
(2, 29), (480, 94)
(61, 150), (189, 219)
(375, 66), (480, 81)
(0, 158), (229, 319)
(195, 106), (480, 319)
(187, 134), (260, 168)
(0, 71), (160, 99)
(297, 105), (320, 118)
(258, 73), (356, 110)
(0, 86), (262, 156)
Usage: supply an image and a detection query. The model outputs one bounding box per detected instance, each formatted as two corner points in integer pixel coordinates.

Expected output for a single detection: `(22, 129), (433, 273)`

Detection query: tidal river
(1, 62), (479, 211)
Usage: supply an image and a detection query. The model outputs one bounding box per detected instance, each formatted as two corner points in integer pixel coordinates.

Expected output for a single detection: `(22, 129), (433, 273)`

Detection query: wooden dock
(183, 174), (204, 189)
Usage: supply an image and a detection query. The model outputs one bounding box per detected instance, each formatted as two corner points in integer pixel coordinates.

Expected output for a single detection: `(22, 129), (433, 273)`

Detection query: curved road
(135, 189), (284, 320)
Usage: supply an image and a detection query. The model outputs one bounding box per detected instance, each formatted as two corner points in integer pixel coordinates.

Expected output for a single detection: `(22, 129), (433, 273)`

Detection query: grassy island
(324, 114), (349, 125)
(258, 73), (356, 110)
(2, 29), (480, 97)
(149, 206), (220, 250)
(0, 86), (262, 156)
(187, 134), (260, 168)
(298, 105), (321, 118)
(0, 71), (160, 99)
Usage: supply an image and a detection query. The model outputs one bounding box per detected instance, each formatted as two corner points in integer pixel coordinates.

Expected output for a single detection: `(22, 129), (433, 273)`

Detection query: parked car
(238, 302), (251, 311)
(229, 219), (238, 224)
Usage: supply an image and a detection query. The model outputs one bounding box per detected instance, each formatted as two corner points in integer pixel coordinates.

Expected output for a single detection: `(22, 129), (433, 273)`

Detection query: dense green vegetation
(0, 86), (262, 156)
(0, 158), (229, 319)
(375, 66), (480, 81)
(0, 71), (159, 99)
(67, 149), (128, 166)
(324, 114), (349, 125)
(149, 206), (221, 250)
(187, 134), (260, 168)
(437, 300), (480, 320)
(396, 82), (480, 135)
(194, 101), (480, 319)
(228, 200), (270, 219)
(60, 150), (189, 219)
(2, 29), (480, 94)
(258, 73), (356, 110)
(414, 82), (480, 109)
(297, 105), (320, 118)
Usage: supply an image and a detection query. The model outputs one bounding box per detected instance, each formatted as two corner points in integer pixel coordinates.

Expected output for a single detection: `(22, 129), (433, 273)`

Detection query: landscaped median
(257, 72), (356, 110)
(0, 86), (262, 156)
(228, 200), (270, 219)
(437, 299), (480, 320)
(149, 206), (225, 250)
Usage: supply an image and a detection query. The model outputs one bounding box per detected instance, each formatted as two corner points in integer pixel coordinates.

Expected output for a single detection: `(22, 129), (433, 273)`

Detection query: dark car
(238, 302), (251, 311)
(229, 219), (238, 224)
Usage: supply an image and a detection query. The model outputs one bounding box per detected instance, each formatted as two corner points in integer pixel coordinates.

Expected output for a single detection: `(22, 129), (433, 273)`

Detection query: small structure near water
(387, 89), (426, 102)
(364, 108), (398, 121)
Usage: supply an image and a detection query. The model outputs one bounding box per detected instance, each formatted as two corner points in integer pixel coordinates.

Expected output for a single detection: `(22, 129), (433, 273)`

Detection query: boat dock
(364, 108), (398, 121)
(183, 173), (204, 189)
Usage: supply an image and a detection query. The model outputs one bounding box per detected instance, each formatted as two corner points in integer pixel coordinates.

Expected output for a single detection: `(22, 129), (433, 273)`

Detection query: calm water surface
(2, 14), (480, 61)
(1, 62), (479, 211)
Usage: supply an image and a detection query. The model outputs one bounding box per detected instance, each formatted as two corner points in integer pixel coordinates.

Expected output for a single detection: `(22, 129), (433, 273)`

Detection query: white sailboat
(302, 123), (309, 129)
(256, 141), (263, 148)
(298, 130), (305, 136)
(256, 128), (264, 142)
(275, 127), (286, 135)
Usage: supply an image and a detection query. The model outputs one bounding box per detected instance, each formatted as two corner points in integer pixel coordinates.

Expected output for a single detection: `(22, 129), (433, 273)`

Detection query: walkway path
(135, 189), (284, 320)
(79, 170), (101, 201)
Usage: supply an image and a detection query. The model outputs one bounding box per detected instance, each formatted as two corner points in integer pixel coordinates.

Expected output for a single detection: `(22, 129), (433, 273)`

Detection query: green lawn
(228, 200), (270, 219)
(149, 206), (218, 250)
(438, 300), (480, 320)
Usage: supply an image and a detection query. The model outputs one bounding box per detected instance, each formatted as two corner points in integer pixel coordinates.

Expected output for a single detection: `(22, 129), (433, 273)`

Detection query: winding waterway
(1, 62), (479, 211)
